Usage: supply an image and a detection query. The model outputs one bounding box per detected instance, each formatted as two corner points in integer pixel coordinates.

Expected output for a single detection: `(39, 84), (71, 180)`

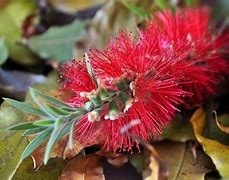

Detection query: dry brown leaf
(0, 0), (8, 7)
(125, 133), (168, 180)
(98, 152), (128, 168)
(62, 140), (84, 159)
(154, 141), (213, 180)
(143, 148), (168, 180)
(30, 136), (66, 169)
(30, 135), (84, 169)
(59, 155), (105, 180)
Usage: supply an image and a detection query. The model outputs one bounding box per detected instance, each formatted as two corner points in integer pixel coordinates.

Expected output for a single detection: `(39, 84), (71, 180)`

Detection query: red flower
(60, 7), (228, 152)
(141, 7), (228, 105)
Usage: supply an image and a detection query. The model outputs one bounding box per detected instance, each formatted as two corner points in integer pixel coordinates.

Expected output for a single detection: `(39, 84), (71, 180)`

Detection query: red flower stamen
(60, 7), (228, 152)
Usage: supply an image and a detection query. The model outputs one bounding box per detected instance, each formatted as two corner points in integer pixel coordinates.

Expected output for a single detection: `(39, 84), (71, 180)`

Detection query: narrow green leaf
(8, 122), (39, 130)
(54, 118), (65, 130)
(68, 120), (76, 149)
(123, 1), (150, 18)
(21, 128), (53, 161)
(155, 0), (167, 9)
(30, 88), (57, 119)
(33, 119), (55, 126)
(44, 122), (72, 164)
(85, 53), (98, 87)
(185, 0), (194, 7)
(29, 88), (73, 109)
(44, 104), (70, 116)
(22, 127), (47, 136)
(3, 98), (46, 116)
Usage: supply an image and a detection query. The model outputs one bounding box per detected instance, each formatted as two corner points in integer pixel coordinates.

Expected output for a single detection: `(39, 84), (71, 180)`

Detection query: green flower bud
(84, 101), (94, 112)
(117, 91), (132, 104)
(108, 100), (121, 120)
(99, 88), (109, 100)
(89, 94), (101, 106)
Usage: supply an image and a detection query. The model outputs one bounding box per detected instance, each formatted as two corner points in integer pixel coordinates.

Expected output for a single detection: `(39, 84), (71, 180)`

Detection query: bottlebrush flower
(60, 7), (228, 152)
(140, 7), (228, 105)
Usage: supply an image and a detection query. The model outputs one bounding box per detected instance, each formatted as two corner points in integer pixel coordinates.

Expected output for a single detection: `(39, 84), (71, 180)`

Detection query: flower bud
(115, 78), (130, 91)
(108, 100), (121, 120)
(88, 111), (100, 122)
(99, 88), (109, 100)
(117, 91), (131, 104)
(84, 101), (94, 112)
(124, 99), (133, 112)
(80, 92), (88, 97)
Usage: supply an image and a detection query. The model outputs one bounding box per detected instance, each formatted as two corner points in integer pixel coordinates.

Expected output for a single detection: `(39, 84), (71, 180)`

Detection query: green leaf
(0, 37), (8, 65)
(123, 1), (150, 18)
(159, 118), (195, 142)
(0, 102), (28, 179)
(44, 122), (73, 164)
(44, 104), (70, 116)
(29, 87), (73, 109)
(28, 20), (87, 62)
(3, 98), (47, 116)
(21, 128), (53, 161)
(155, 0), (167, 9)
(191, 108), (229, 178)
(33, 119), (55, 126)
(85, 53), (98, 87)
(22, 127), (47, 136)
(185, 0), (194, 6)
(8, 122), (39, 130)
(0, 0), (37, 65)
(54, 118), (65, 129)
(68, 120), (76, 149)
(30, 88), (57, 119)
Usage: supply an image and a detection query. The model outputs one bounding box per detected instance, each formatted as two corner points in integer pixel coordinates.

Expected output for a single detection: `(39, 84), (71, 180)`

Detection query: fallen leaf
(0, 102), (28, 179)
(159, 117), (196, 142)
(213, 112), (229, 134)
(12, 157), (68, 180)
(98, 152), (128, 168)
(0, 37), (8, 65)
(28, 20), (87, 62)
(154, 141), (213, 180)
(202, 109), (229, 145)
(0, 0), (38, 64)
(130, 141), (213, 180)
(81, 0), (153, 50)
(143, 151), (165, 180)
(0, 0), (8, 8)
(0, 73), (58, 179)
(62, 140), (84, 159)
(49, 0), (106, 13)
(59, 155), (105, 180)
(30, 135), (84, 169)
(127, 135), (168, 180)
(190, 108), (229, 178)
